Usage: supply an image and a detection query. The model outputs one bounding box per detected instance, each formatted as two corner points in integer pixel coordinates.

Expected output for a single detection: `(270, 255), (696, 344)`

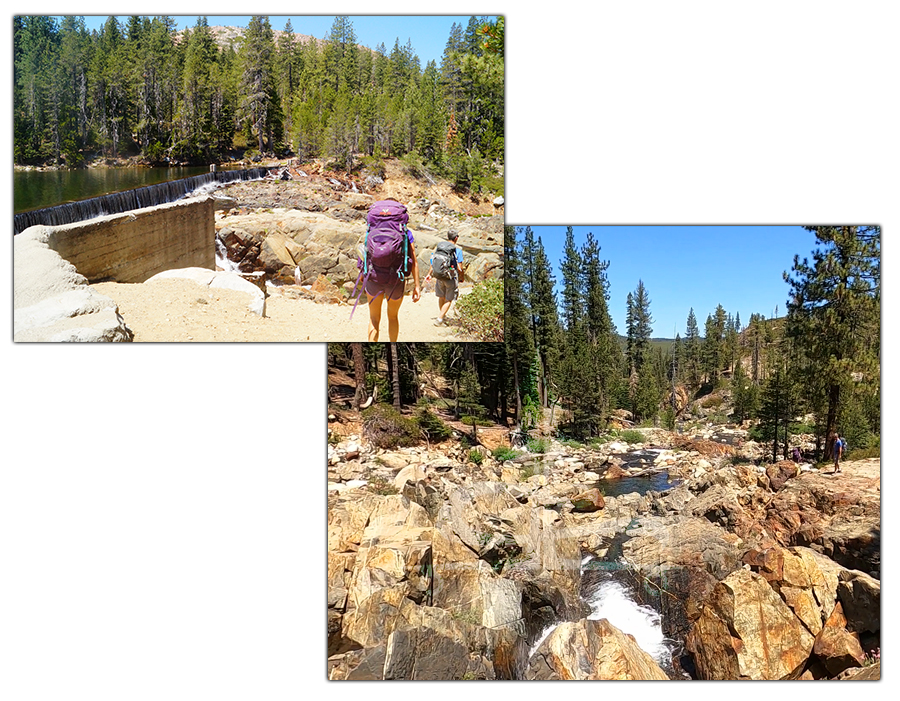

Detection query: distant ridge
(176, 25), (354, 54)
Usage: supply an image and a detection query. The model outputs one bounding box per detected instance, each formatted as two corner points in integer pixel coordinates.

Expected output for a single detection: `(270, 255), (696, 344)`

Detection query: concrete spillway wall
(14, 196), (215, 341)
(42, 196), (215, 283)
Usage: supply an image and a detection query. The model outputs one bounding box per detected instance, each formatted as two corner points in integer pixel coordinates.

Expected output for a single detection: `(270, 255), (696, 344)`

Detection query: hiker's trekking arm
(409, 241), (421, 301)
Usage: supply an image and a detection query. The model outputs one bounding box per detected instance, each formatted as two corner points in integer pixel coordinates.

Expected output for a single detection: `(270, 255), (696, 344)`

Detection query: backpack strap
(363, 225), (370, 275)
(351, 225), (371, 320)
(348, 268), (364, 320)
(398, 230), (408, 281)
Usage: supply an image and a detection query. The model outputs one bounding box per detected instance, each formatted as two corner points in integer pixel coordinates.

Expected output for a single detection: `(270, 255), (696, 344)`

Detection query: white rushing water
(528, 559), (672, 670)
(215, 238), (241, 273)
(586, 579), (670, 665)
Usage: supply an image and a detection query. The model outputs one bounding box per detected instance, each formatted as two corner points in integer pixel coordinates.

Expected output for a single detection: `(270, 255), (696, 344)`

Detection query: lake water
(14, 166), (214, 213)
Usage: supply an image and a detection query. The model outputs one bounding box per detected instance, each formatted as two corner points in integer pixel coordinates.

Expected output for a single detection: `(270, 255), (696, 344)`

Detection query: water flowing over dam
(13, 167), (270, 235)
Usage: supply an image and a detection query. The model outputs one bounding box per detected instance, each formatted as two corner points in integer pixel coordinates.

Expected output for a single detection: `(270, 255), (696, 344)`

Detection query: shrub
(461, 414), (493, 427)
(790, 421), (816, 436)
(707, 411), (729, 425)
(399, 151), (430, 180)
(468, 448), (484, 465)
(520, 462), (543, 480)
(415, 407), (452, 442)
(450, 608), (480, 625)
(661, 407), (676, 431)
(620, 430), (644, 444)
(478, 172), (504, 197)
(492, 446), (519, 462)
(455, 280), (504, 342)
(847, 446), (880, 460)
(747, 424), (766, 442)
(361, 404), (422, 449)
(863, 647), (881, 667)
(360, 155), (386, 179)
(702, 395), (724, 409)
(526, 437), (547, 454)
(366, 475), (399, 496)
(144, 141), (167, 165)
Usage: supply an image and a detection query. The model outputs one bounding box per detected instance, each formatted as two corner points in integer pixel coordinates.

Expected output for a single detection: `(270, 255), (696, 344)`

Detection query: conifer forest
(13, 15), (504, 192)
(503, 226), (880, 460)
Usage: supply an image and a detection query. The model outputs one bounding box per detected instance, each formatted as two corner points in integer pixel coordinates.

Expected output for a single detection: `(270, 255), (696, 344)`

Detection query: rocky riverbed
(86, 158), (503, 342)
(326, 419), (881, 680)
(212, 159), (504, 291)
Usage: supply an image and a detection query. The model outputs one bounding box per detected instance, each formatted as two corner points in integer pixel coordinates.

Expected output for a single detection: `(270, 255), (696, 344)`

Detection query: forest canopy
(13, 15), (504, 193)
(501, 225), (880, 458)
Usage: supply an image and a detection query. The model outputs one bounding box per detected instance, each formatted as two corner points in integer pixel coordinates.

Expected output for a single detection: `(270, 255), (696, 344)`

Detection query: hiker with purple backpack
(349, 200), (420, 342)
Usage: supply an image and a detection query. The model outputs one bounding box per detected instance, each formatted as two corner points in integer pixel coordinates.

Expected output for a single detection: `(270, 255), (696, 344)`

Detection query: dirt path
(92, 277), (480, 342)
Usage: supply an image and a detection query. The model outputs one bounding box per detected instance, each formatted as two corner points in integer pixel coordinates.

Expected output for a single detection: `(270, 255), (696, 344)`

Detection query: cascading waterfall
(215, 238), (241, 273)
(13, 167), (270, 235)
(584, 570), (672, 665)
(528, 555), (676, 674)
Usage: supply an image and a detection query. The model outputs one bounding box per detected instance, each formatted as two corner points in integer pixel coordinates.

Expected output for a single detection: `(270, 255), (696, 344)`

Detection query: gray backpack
(432, 241), (457, 280)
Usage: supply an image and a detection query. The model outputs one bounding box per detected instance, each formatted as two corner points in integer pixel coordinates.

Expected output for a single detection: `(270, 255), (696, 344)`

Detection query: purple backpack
(349, 201), (412, 318)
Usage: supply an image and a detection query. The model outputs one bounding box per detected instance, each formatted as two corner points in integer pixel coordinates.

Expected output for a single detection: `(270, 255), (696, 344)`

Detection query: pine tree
(525, 232), (561, 408)
(625, 280), (653, 373)
(560, 227), (582, 333)
(504, 226), (535, 425)
(239, 16), (278, 153)
(684, 308), (701, 388)
(581, 232), (620, 419)
(325, 16), (358, 92)
(731, 360), (758, 422)
(784, 226), (880, 455)
(415, 61), (444, 161)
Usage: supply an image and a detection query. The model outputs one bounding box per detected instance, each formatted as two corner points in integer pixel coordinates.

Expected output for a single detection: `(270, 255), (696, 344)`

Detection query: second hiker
(830, 432), (845, 473)
(424, 229), (464, 326)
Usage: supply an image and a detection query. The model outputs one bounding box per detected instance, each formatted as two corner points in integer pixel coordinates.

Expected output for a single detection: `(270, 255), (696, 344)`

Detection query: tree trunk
(390, 342), (401, 411)
(772, 367), (780, 463)
(407, 344), (420, 404)
(512, 357), (523, 426)
(825, 383), (840, 458)
(351, 342), (366, 410)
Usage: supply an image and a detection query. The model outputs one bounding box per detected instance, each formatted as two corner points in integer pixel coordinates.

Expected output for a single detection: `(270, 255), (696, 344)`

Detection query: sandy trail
(92, 277), (480, 342)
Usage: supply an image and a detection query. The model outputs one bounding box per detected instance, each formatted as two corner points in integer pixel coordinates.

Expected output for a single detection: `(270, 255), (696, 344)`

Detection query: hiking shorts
(435, 275), (458, 301)
(365, 275), (405, 302)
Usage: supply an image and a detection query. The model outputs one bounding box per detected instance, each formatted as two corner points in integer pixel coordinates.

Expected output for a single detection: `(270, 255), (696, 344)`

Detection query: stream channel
(523, 447), (689, 679)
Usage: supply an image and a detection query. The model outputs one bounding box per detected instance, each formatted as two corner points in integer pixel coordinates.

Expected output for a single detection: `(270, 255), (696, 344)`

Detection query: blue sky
(515, 225), (826, 339)
(75, 14), (488, 67)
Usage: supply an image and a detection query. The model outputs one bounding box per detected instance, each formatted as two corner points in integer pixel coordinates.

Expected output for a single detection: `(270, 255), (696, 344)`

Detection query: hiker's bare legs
(368, 296), (383, 341)
(386, 297), (403, 342)
(437, 296), (452, 321)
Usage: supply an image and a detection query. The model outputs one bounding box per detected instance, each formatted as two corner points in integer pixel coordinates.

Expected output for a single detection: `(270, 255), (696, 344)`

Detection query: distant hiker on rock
(792, 446), (803, 463)
(831, 432), (845, 473)
(350, 200), (420, 341)
(424, 229), (464, 326)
